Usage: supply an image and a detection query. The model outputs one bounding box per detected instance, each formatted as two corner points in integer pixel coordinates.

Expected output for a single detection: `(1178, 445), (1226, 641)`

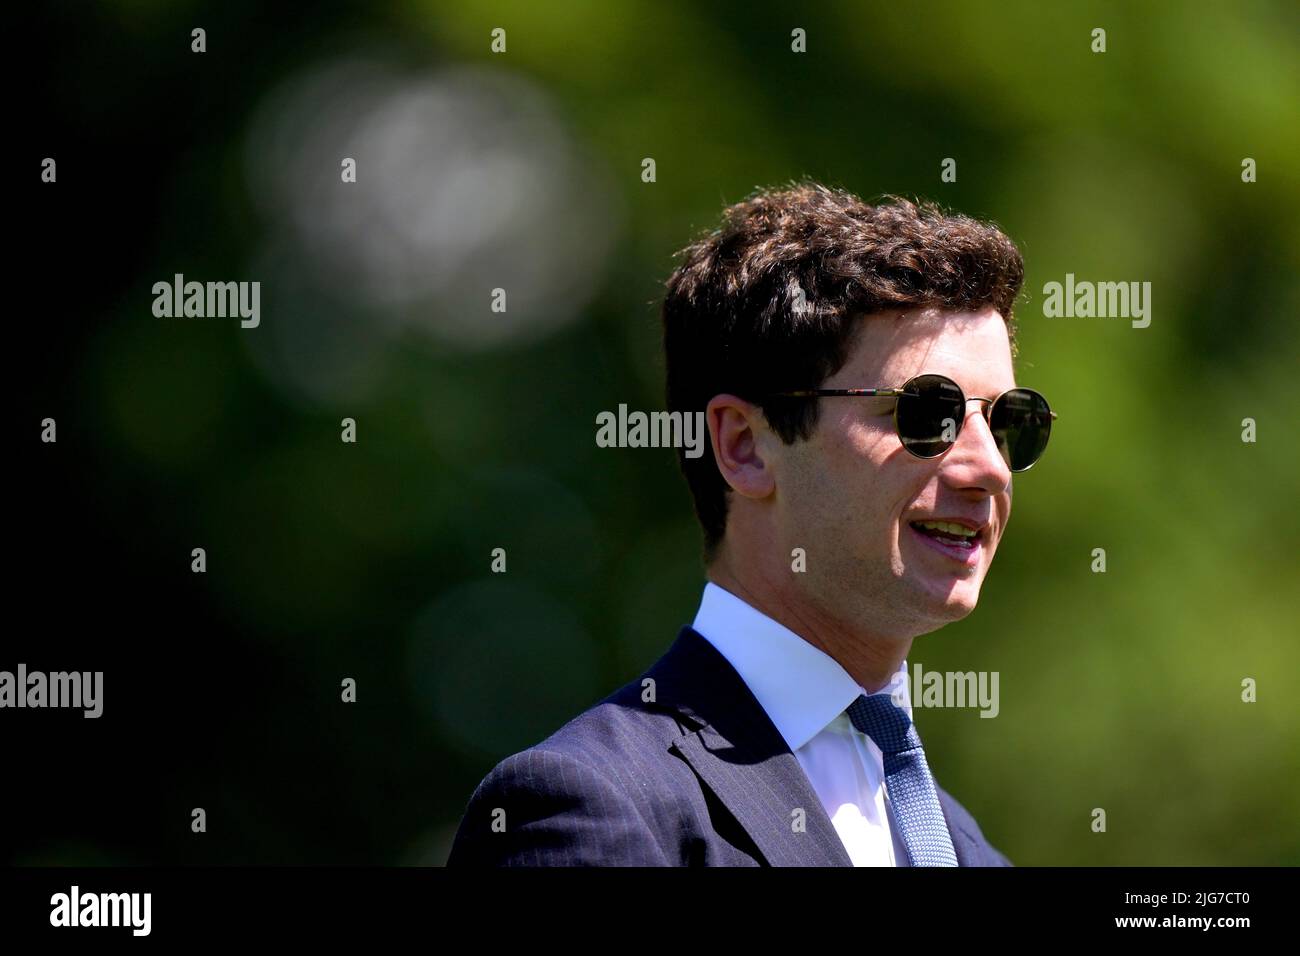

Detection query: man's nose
(942, 405), (1012, 494)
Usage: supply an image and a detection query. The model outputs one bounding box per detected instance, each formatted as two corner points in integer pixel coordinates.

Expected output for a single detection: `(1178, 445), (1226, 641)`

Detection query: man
(448, 181), (1053, 866)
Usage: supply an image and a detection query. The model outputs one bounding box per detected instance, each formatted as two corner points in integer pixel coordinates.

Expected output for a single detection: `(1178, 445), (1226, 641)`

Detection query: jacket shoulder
(446, 687), (685, 866)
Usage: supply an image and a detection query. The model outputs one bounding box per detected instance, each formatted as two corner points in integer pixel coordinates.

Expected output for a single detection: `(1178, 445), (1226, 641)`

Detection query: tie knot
(846, 692), (918, 755)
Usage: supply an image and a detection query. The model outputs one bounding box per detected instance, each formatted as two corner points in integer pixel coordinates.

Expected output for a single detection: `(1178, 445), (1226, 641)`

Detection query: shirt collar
(690, 581), (911, 752)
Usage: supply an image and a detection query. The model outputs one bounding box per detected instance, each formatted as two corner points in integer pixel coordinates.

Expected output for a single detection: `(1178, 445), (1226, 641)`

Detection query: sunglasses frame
(769, 373), (1058, 472)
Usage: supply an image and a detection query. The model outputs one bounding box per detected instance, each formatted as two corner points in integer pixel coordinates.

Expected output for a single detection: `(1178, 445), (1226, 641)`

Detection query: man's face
(773, 307), (1016, 640)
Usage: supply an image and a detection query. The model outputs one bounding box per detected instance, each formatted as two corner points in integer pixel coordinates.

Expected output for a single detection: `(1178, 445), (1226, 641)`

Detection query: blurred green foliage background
(16, 0), (1298, 865)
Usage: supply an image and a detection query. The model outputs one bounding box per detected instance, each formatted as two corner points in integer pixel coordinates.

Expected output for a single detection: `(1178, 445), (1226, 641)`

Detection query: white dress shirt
(691, 581), (913, 866)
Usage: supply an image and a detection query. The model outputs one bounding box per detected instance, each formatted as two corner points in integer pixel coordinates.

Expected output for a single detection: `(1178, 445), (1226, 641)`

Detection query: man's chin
(909, 575), (982, 623)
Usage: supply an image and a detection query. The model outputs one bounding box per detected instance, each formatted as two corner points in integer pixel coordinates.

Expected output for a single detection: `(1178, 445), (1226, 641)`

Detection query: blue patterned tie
(846, 692), (959, 867)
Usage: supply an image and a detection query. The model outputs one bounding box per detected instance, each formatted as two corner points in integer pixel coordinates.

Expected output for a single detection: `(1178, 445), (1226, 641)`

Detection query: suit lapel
(937, 789), (981, 866)
(649, 626), (985, 867)
(651, 627), (852, 866)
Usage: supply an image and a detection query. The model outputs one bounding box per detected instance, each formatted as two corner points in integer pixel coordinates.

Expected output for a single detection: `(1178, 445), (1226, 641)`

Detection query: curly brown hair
(661, 179), (1025, 562)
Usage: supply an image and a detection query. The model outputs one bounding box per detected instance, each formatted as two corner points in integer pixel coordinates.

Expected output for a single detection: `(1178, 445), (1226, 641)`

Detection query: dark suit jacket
(448, 625), (1012, 866)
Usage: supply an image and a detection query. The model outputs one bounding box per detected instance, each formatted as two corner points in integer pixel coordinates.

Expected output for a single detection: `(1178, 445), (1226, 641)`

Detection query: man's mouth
(909, 519), (980, 548)
(907, 518), (986, 565)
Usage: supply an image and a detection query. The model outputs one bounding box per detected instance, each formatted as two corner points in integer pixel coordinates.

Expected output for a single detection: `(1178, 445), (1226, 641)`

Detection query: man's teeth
(913, 520), (978, 538)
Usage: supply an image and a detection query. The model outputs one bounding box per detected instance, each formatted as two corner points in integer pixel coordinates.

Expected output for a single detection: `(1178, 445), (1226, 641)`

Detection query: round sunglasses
(770, 373), (1057, 471)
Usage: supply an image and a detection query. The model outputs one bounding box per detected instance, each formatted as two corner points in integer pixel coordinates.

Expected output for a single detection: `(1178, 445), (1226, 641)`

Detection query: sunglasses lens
(990, 388), (1053, 471)
(896, 374), (965, 457)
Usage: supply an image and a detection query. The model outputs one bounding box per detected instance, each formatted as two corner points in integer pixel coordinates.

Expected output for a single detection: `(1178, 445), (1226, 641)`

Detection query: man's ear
(706, 394), (777, 500)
